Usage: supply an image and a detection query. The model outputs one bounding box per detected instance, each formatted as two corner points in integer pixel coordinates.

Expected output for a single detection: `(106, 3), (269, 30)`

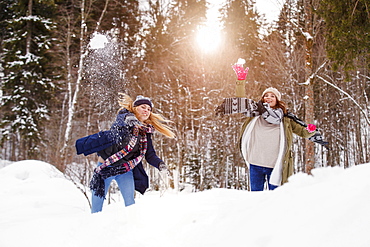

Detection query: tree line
(1, 0), (369, 194)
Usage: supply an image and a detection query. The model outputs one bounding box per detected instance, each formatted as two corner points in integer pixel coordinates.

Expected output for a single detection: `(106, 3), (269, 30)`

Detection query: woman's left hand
(306, 124), (316, 133)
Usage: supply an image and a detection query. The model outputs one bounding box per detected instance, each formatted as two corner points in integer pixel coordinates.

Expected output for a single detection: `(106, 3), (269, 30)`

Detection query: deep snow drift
(0, 160), (369, 247)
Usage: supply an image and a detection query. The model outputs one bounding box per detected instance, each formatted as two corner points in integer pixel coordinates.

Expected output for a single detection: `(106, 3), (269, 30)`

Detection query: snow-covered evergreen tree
(318, 0), (370, 72)
(0, 0), (59, 159)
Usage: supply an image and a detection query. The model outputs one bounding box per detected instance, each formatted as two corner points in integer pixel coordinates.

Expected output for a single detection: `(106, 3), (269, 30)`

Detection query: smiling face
(135, 104), (151, 122)
(263, 92), (278, 107)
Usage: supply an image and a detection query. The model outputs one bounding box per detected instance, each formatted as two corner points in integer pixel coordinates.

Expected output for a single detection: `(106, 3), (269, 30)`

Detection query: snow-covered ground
(0, 160), (369, 247)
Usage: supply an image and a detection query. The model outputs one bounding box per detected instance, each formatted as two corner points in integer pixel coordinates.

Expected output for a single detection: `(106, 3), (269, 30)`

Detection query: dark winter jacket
(75, 109), (163, 194)
(75, 109), (131, 156)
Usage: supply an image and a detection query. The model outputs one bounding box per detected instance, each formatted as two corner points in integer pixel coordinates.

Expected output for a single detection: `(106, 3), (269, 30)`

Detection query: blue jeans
(249, 164), (278, 191)
(91, 162), (135, 213)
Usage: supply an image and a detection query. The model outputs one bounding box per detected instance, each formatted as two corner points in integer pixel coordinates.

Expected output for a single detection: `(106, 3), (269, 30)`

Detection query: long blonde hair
(118, 93), (175, 138)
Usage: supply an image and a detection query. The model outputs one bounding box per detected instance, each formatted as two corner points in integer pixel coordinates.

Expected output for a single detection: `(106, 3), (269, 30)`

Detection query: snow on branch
(299, 60), (327, 85)
(316, 75), (370, 126)
(289, 20), (313, 41)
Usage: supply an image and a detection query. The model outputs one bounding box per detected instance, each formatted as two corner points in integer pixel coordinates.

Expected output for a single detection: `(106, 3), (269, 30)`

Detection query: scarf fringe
(90, 172), (105, 198)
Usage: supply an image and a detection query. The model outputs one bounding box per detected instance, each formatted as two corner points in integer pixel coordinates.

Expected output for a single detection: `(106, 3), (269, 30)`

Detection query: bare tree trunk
(304, 0), (315, 174)
(60, 0), (87, 171)
(26, 0), (32, 54)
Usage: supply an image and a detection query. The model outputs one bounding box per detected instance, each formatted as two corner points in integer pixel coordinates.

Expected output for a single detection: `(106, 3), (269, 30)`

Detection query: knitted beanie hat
(262, 87), (281, 101)
(133, 95), (153, 109)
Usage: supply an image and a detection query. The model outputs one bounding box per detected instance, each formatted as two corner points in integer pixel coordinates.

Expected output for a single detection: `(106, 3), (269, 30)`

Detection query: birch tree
(302, 0), (316, 174)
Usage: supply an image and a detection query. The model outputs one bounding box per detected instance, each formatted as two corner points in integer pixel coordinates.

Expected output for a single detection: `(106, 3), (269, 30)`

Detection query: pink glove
(306, 124), (316, 133)
(232, 64), (249, 80)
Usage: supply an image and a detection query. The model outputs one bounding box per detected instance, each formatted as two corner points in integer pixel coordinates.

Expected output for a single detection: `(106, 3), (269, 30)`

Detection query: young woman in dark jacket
(76, 94), (175, 213)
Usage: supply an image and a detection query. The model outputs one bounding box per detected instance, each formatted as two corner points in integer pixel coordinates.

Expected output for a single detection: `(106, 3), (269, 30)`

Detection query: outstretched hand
(232, 64), (249, 80)
(159, 162), (173, 178)
(159, 162), (168, 171)
(125, 114), (143, 127)
(306, 124), (316, 133)
(257, 100), (267, 114)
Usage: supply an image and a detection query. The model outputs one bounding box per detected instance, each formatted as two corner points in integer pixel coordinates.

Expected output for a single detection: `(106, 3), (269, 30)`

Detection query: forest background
(1, 0), (369, 199)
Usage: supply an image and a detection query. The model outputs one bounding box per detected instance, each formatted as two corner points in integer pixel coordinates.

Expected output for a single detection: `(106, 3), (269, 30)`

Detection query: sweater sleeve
(145, 133), (163, 169)
(216, 97), (259, 116)
(235, 79), (246, 97)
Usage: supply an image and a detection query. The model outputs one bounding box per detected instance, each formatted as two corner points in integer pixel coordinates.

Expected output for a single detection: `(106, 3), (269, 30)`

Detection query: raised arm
(232, 62), (249, 97)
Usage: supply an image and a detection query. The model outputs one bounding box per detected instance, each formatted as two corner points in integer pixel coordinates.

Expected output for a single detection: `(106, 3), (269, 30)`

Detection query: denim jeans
(249, 164), (278, 191)
(91, 162), (135, 213)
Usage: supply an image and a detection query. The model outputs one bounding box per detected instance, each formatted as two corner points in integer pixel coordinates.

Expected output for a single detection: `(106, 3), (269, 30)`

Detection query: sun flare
(196, 26), (222, 53)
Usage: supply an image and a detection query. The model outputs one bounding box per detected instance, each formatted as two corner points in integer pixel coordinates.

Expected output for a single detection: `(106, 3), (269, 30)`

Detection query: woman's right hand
(257, 100), (267, 114)
(125, 114), (143, 127)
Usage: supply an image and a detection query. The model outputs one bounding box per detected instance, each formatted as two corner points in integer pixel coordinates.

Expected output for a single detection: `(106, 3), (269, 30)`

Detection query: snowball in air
(89, 33), (108, 49)
(236, 58), (246, 65)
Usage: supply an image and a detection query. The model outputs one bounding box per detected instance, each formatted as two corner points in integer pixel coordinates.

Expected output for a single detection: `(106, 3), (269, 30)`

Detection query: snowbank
(0, 160), (369, 247)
